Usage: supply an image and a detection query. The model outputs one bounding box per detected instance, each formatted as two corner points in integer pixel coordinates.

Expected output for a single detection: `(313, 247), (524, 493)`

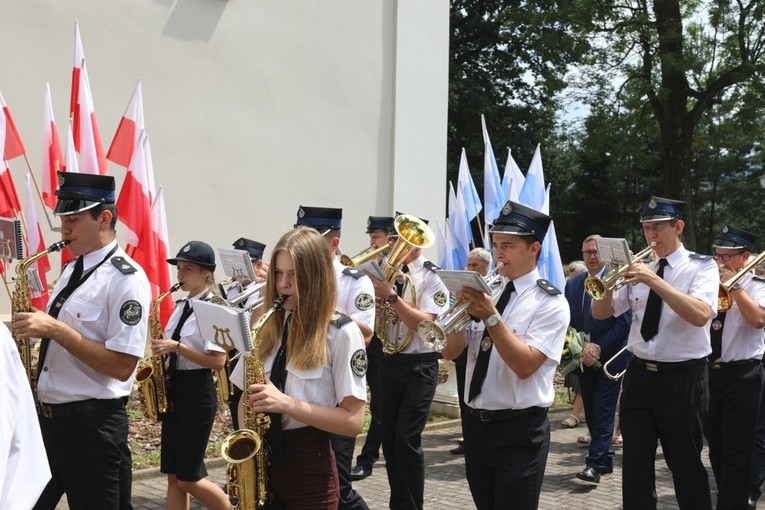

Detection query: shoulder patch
(120, 300), (143, 325)
(350, 349), (368, 376)
(330, 312), (353, 329)
(423, 260), (441, 273)
(111, 256), (138, 274)
(434, 291), (448, 307)
(689, 252), (713, 261)
(355, 293), (374, 311)
(753, 276), (765, 283)
(536, 279), (561, 295)
(342, 267), (364, 279)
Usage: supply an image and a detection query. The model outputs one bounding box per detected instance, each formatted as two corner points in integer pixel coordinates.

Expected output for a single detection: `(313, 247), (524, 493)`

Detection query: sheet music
(435, 270), (492, 295)
(0, 217), (23, 261)
(594, 237), (632, 265)
(357, 260), (386, 281)
(217, 247), (256, 281)
(194, 299), (253, 353)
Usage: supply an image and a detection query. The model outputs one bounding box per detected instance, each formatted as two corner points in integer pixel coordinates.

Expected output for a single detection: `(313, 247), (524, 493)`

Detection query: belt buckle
(38, 403), (53, 419)
(478, 410), (492, 422)
(710, 362), (722, 369)
(645, 362), (658, 372)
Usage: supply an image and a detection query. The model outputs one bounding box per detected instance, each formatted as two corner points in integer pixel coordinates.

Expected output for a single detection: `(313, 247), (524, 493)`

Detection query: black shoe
(602, 464), (613, 474)
(350, 464), (372, 481)
(450, 443), (465, 455)
(576, 467), (601, 484)
(748, 496), (757, 510)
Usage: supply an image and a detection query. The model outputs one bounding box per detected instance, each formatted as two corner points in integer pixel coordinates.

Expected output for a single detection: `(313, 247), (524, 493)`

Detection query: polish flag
(0, 92), (27, 161)
(41, 83), (64, 210)
(23, 174), (50, 310)
(107, 79), (144, 168)
(151, 186), (173, 328)
(59, 120), (78, 267)
(0, 103), (21, 217)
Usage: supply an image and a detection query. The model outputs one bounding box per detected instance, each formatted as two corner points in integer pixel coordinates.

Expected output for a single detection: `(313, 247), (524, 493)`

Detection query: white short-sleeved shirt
(0, 324), (50, 509)
(231, 312), (367, 430)
(226, 280), (262, 310)
(381, 255), (449, 354)
(462, 269), (570, 410)
(164, 290), (226, 370)
(719, 274), (765, 361)
(333, 258), (375, 331)
(612, 245), (718, 362)
(37, 241), (151, 404)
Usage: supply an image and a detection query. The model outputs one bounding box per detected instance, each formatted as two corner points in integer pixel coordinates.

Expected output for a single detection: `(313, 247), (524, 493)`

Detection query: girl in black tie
(231, 227), (367, 509)
(151, 241), (231, 510)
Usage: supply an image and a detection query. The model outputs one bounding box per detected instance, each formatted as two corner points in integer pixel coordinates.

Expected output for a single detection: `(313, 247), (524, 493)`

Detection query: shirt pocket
(288, 365), (326, 405)
(64, 297), (103, 327)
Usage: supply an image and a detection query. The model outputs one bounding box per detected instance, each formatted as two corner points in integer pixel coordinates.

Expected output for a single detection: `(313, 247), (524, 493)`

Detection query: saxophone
(135, 283), (180, 421)
(221, 296), (285, 510)
(12, 240), (69, 385)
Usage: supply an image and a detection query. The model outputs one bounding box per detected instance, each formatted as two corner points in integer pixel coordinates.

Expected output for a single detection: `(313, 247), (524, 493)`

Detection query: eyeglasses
(582, 250), (598, 256)
(642, 222), (671, 234)
(713, 251), (745, 262)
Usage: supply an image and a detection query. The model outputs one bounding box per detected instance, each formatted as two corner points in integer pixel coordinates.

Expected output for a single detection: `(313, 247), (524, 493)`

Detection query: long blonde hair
(257, 227), (336, 370)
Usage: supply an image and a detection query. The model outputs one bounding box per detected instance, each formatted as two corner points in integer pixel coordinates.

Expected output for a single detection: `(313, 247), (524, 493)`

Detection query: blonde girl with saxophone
(230, 227), (367, 509)
(151, 241), (231, 510)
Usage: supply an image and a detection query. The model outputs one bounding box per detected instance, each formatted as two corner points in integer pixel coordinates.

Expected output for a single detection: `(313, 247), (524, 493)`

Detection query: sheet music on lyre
(217, 247), (256, 281)
(594, 237), (632, 266)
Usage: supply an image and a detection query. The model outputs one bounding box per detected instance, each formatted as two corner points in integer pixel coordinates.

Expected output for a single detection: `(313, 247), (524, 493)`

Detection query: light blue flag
(458, 148), (482, 224)
(503, 148), (525, 203)
(448, 182), (470, 270)
(518, 144), (546, 210)
(538, 185), (566, 291)
(481, 115), (506, 225)
(435, 219), (454, 270)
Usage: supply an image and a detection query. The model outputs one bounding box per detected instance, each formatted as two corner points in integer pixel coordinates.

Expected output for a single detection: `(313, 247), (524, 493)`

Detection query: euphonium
(11, 240), (69, 385)
(375, 215), (435, 353)
(221, 295), (285, 510)
(717, 251), (765, 312)
(135, 283), (180, 421)
(584, 242), (657, 300)
(418, 263), (504, 352)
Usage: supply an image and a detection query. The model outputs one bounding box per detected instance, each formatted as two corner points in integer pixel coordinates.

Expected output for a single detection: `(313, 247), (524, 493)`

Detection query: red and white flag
(59, 120), (78, 268)
(151, 186), (173, 328)
(0, 92), (26, 161)
(23, 174), (50, 310)
(41, 83), (64, 210)
(0, 101), (21, 218)
(107, 79), (144, 168)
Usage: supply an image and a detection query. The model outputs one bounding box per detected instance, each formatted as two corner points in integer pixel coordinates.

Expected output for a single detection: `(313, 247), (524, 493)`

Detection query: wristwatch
(386, 293), (399, 304)
(731, 282), (742, 291)
(485, 313), (502, 327)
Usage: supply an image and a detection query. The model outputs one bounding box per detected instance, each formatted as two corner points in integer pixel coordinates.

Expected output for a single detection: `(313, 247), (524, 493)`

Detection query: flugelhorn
(718, 251), (765, 312)
(417, 263), (504, 352)
(584, 242), (657, 300)
(340, 245), (389, 267)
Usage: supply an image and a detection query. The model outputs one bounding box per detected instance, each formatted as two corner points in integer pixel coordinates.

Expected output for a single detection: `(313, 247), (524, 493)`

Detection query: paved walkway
(56, 406), (763, 509)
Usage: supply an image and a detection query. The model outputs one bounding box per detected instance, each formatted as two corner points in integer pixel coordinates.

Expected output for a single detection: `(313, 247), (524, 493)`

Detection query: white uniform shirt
(719, 274), (765, 361)
(226, 280), (262, 310)
(0, 325), (50, 510)
(382, 255), (449, 354)
(333, 257), (375, 331)
(231, 312), (367, 429)
(164, 290), (226, 370)
(462, 269), (570, 410)
(612, 245), (718, 362)
(37, 241), (151, 404)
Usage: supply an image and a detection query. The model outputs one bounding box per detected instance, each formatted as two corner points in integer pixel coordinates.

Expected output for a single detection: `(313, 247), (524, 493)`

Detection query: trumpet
(417, 263), (504, 352)
(340, 245), (389, 267)
(718, 251), (765, 312)
(602, 345), (631, 380)
(584, 242), (657, 300)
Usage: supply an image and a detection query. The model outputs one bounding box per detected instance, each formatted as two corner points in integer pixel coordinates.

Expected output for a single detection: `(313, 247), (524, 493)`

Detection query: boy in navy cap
(592, 195), (719, 509)
(442, 200), (569, 510)
(15, 172), (151, 509)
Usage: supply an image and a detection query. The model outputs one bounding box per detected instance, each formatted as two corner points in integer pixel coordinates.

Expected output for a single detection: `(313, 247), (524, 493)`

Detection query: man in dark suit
(566, 234), (632, 484)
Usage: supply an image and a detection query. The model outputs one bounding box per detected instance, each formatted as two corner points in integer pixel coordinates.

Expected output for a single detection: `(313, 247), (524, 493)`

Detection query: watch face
(386, 294), (398, 304)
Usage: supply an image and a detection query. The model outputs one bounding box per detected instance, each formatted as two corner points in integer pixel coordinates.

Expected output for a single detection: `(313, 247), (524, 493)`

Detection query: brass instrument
(221, 295), (285, 510)
(418, 263), (504, 352)
(718, 251), (765, 312)
(375, 215), (435, 353)
(11, 240), (69, 385)
(602, 345), (631, 380)
(584, 243), (657, 300)
(135, 283), (180, 421)
(340, 245), (389, 267)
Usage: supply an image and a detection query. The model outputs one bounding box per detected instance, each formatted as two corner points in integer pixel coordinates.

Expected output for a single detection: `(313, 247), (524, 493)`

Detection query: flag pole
(21, 153), (59, 232)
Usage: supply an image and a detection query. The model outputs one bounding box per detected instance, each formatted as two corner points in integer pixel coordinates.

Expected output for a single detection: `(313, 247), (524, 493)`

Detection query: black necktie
(709, 312), (727, 362)
(468, 281), (515, 403)
(640, 258), (669, 342)
(266, 314), (292, 464)
(166, 301), (194, 378)
(394, 264), (409, 296)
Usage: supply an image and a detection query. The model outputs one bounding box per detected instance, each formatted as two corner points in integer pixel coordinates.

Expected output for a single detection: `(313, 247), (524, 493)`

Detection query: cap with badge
(367, 216), (394, 234)
(489, 201), (551, 243)
(167, 241), (216, 272)
(294, 205), (342, 231)
(713, 225), (756, 251)
(53, 171), (116, 216)
(232, 237), (266, 260)
(639, 196), (685, 223)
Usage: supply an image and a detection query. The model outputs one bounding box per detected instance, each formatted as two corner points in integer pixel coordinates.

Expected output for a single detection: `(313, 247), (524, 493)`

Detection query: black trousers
(330, 433), (368, 510)
(621, 359), (711, 510)
(463, 406), (549, 510)
(751, 357), (765, 502)
(356, 338), (383, 469)
(580, 365), (622, 472)
(34, 398), (132, 510)
(379, 353), (438, 510)
(706, 360), (765, 510)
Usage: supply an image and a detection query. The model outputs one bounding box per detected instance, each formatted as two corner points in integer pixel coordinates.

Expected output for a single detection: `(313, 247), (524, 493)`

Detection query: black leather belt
(633, 357), (706, 373)
(468, 406), (545, 422)
(38, 397), (127, 419)
(708, 359), (760, 370)
(383, 352), (441, 363)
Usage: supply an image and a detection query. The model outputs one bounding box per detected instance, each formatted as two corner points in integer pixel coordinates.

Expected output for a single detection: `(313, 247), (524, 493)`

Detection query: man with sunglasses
(705, 226), (765, 510)
(592, 196), (718, 509)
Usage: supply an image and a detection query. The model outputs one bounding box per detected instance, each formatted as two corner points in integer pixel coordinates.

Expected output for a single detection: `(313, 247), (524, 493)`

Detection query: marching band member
(152, 241), (231, 510)
(14, 172), (151, 509)
(705, 226), (765, 510)
(232, 226), (367, 508)
(591, 196), (718, 510)
(352, 216), (395, 481)
(367, 213), (449, 510)
(442, 201), (569, 510)
(294, 205), (375, 510)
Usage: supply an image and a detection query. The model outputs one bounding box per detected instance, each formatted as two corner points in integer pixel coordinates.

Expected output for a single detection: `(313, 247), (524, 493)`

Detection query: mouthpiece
(49, 240), (71, 252)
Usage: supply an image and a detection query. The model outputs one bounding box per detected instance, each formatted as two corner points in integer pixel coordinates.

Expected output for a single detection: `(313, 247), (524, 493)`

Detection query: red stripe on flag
(106, 117), (137, 168)
(3, 107), (26, 160)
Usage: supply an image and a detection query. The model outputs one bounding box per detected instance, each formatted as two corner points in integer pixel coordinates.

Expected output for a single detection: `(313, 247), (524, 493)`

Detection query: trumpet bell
(584, 243), (656, 301)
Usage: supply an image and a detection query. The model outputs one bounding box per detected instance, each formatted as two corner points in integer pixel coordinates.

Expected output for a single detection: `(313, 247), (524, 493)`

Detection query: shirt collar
(663, 243), (688, 268)
(510, 268), (541, 296)
(406, 254), (426, 271)
(81, 239), (118, 271)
